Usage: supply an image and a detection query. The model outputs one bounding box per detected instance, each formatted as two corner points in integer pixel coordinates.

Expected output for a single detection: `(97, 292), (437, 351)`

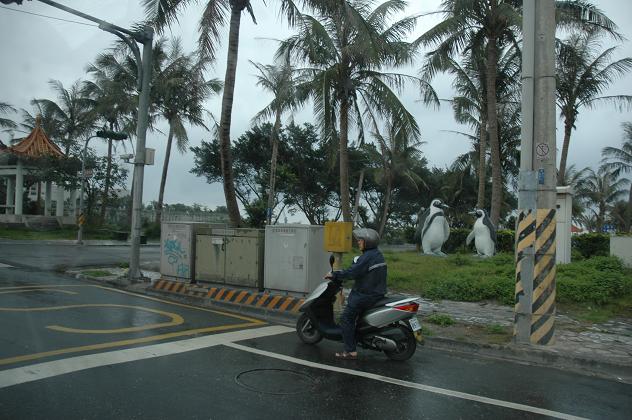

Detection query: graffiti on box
(164, 238), (190, 277)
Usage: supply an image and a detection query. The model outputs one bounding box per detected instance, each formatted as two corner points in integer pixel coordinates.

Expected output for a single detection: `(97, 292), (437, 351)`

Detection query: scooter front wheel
(296, 313), (323, 344)
(384, 324), (417, 361)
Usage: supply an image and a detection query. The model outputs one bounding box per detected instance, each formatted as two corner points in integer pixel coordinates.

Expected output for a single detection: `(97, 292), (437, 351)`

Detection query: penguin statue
(466, 209), (497, 257)
(418, 199), (450, 256)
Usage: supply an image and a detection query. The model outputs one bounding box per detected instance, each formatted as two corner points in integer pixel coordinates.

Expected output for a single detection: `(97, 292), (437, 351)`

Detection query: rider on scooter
(325, 228), (387, 360)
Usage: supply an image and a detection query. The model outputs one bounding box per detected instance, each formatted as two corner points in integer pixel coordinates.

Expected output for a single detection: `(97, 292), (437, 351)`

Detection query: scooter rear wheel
(384, 324), (417, 361)
(296, 313), (323, 344)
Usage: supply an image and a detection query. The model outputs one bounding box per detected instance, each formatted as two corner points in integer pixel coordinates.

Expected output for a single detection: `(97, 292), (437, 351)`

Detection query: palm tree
(84, 51), (139, 224)
(417, 0), (620, 225)
(251, 59), (298, 225)
(370, 121), (426, 237)
(576, 165), (629, 233)
(152, 39), (222, 224)
(279, 0), (434, 221)
(556, 31), (632, 185)
(31, 80), (95, 156)
(0, 102), (17, 131)
(143, 0), (307, 227)
(602, 122), (632, 232)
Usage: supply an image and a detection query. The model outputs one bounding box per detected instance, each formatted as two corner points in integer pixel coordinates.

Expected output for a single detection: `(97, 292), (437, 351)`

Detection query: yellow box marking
(207, 287), (217, 298)
(214, 289), (226, 301)
(224, 290), (236, 302)
(0, 284), (266, 366)
(292, 299), (305, 313)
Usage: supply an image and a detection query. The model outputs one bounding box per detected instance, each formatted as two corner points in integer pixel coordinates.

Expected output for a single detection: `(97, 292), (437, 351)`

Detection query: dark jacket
(332, 247), (387, 296)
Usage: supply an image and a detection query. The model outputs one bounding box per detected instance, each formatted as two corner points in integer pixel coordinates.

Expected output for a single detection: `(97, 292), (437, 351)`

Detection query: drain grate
(235, 368), (316, 395)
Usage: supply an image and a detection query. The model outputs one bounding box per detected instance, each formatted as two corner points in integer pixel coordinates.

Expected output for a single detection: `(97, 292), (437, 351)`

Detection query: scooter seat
(371, 295), (409, 308)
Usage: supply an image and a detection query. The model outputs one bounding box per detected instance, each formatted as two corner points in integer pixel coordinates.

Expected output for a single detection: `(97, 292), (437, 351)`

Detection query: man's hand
(324, 271), (334, 280)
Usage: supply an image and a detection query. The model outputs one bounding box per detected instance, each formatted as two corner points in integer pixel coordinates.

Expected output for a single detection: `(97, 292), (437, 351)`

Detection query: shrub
(426, 313), (455, 326)
(443, 228), (471, 253)
(496, 230), (515, 253)
(143, 222), (161, 239)
(557, 256), (632, 304)
(571, 233), (609, 259)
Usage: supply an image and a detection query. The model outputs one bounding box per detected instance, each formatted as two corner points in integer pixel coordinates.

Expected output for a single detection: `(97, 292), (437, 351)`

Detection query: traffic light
(96, 130), (128, 141)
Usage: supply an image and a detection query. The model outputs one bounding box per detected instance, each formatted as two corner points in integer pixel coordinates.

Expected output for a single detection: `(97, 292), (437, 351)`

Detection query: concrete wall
(610, 236), (632, 268)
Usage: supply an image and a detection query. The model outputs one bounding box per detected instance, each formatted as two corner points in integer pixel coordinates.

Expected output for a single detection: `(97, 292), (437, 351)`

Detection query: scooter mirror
(329, 254), (335, 270)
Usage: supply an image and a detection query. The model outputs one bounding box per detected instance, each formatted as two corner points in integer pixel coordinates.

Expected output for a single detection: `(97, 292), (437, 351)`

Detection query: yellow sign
(78, 214), (86, 226)
(324, 221), (353, 252)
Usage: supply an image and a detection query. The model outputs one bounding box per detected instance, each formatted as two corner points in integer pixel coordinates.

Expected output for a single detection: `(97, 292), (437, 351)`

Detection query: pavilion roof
(4, 115), (64, 159)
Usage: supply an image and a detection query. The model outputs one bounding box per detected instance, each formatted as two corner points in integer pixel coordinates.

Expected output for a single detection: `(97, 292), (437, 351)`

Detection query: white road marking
(0, 325), (292, 389)
(225, 343), (588, 420)
(0, 263), (13, 268)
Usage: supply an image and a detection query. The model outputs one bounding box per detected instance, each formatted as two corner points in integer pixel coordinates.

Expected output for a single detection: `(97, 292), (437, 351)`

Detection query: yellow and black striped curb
(514, 208), (557, 345)
(151, 279), (305, 314)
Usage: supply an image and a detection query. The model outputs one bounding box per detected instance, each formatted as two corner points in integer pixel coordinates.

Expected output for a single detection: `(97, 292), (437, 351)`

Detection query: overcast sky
(1, 1), (631, 220)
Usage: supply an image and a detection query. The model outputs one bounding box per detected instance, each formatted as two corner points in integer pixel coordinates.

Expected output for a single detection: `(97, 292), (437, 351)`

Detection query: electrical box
(324, 221), (353, 252)
(145, 148), (155, 165)
(264, 224), (330, 294)
(195, 227), (264, 288)
(160, 222), (215, 282)
(556, 186), (573, 264)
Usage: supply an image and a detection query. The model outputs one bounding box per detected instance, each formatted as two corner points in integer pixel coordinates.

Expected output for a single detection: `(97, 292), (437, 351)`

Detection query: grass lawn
(342, 250), (632, 320)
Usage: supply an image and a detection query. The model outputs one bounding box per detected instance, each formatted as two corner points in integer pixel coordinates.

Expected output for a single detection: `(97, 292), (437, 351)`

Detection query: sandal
(335, 352), (358, 360)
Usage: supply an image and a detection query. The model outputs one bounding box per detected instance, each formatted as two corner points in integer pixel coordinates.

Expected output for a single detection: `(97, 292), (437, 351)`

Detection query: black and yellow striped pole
(514, 0), (557, 345)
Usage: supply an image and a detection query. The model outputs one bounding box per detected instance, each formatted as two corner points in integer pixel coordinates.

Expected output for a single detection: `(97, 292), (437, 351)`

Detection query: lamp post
(76, 130), (128, 245)
(9, 0), (154, 283)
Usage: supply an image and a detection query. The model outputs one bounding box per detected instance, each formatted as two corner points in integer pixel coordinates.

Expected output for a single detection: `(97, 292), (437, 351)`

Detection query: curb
(150, 279), (305, 319)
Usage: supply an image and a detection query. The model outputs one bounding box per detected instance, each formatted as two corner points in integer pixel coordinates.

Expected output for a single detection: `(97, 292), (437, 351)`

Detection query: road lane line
(0, 326), (293, 389)
(0, 263), (14, 268)
(225, 343), (588, 420)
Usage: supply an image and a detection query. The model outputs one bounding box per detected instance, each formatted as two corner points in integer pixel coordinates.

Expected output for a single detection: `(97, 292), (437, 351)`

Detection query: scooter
(296, 257), (423, 361)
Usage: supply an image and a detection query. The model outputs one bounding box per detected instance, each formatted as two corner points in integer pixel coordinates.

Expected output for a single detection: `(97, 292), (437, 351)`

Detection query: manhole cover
(235, 368), (316, 395)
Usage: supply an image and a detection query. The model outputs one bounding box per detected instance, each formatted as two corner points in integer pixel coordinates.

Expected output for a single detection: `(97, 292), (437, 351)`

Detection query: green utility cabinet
(195, 227), (264, 288)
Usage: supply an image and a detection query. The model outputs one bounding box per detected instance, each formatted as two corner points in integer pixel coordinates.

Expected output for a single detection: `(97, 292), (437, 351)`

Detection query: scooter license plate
(409, 317), (421, 331)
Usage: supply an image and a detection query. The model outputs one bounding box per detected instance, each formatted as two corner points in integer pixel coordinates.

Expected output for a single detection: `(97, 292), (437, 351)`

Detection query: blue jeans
(340, 291), (382, 353)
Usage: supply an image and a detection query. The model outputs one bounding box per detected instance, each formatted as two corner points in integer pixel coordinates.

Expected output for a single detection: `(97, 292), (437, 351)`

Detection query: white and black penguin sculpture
(466, 209), (497, 257)
(417, 199), (450, 256)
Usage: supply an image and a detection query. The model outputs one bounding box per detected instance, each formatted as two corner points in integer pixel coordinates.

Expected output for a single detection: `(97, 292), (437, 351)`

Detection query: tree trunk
(218, 4), (245, 227)
(266, 110), (281, 225)
(156, 124), (174, 225)
(378, 172), (392, 237)
(477, 116), (487, 209)
(100, 138), (113, 224)
(486, 35), (502, 226)
(627, 184), (632, 232)
(558, 118), (573, 185)
(339, 95), (351, 222)
(352, 169), (365, 224)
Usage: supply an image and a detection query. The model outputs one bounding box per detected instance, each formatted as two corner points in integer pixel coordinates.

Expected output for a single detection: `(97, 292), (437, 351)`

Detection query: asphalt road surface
(0, 265), (630, 419)
(0, 240), (160, 271)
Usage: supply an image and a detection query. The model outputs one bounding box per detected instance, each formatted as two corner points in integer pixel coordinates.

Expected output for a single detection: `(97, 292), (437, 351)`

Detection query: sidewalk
(70, 268), (632, 384)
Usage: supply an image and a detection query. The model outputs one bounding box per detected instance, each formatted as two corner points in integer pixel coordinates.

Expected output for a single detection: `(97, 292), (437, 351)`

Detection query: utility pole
(18, 0), (154, 283)
(514, 0), (557, 345)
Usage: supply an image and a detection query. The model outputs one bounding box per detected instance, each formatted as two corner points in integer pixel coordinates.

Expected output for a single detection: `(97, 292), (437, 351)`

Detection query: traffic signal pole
(514, 0), (557, 345)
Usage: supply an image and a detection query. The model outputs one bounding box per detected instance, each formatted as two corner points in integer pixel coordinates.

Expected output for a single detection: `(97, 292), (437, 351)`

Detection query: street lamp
(76, 130), (128, 245)
(10, 0), (154, 283)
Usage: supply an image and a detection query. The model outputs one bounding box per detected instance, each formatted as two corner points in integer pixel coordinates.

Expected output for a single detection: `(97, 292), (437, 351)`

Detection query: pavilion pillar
(15, 160), (24, 215)
(70, 189), (77, 216)
(56, 184), (64, 216)
(45, 181), (52, 216)
(6, 177), (14, 215)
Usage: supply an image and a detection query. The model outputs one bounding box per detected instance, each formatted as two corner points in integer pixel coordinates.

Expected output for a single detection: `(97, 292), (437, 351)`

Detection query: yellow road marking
(0, 289), (78, 295)
(0, 322), (262, 366)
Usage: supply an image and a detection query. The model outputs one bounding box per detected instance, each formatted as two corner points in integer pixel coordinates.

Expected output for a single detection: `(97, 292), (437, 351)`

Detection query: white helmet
(353, 228), (380, 249)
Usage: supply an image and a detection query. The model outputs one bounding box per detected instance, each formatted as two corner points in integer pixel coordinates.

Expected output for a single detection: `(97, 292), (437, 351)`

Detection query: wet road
(0, 265), (630, 419)
(0, 240), (160, 271)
